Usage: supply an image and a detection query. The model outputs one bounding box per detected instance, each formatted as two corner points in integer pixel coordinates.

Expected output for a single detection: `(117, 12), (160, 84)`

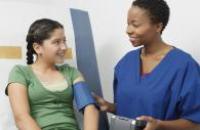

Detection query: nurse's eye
(132, 24), (140, 28)
(131, 22), (141, 28)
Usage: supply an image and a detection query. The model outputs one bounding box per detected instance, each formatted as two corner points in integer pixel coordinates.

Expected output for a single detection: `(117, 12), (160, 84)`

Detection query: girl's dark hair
(26, 18), (63, 64)
(132, 0), (170, 33)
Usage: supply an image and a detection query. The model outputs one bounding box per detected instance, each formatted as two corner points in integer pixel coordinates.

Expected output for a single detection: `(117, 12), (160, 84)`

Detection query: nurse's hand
(92, 93), (116, 113)
(137, 116), (161, 130)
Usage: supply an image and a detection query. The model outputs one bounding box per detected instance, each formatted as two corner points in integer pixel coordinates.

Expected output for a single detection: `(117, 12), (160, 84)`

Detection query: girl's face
(126, 6), (162, 47)
(37, 28), (67, 64)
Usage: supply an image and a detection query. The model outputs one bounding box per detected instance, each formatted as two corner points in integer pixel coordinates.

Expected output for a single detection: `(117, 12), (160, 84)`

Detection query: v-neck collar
(135, 47), (177, 85)
(27, 65), (71, 94)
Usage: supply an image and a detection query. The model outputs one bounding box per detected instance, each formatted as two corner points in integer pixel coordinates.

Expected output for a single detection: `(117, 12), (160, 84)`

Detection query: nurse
(93, 0), (200, 130)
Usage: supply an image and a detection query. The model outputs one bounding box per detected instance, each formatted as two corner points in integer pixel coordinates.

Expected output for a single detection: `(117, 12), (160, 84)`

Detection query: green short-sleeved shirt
(6, 64), (82, 130)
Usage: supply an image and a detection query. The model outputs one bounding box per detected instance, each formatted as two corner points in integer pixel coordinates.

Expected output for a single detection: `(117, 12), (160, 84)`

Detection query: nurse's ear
(32, 42), (43, 56)
(155, 23), (163, 34)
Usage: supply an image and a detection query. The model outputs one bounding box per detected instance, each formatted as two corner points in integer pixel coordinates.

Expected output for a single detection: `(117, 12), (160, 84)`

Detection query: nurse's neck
(142, 38), (170, 56)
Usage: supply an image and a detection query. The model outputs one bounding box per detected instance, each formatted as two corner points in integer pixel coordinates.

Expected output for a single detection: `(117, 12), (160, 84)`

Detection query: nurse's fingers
(92, 92), (110, 111)
(92, 92), (104, 103)
(137, 115), (154, 122)
(137, 116), (160, 130)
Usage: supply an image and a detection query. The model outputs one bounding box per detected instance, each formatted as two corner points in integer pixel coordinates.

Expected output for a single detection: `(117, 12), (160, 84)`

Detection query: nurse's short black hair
(132, 0), (170, 33)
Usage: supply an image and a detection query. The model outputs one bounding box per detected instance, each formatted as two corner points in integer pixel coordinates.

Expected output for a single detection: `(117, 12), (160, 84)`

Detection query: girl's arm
(83, 104), (99, 130)
(8, 83), (41, 130)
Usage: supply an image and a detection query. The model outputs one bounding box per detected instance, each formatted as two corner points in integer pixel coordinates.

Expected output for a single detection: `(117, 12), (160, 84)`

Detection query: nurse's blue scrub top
(114, 47), (200, 123)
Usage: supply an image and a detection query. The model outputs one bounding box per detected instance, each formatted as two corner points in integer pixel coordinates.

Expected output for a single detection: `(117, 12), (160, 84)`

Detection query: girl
(6, 18), (99, 130)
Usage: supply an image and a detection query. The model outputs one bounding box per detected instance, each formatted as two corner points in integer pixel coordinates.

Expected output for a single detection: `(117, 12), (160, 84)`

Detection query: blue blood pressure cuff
(74, 82), (96, 111)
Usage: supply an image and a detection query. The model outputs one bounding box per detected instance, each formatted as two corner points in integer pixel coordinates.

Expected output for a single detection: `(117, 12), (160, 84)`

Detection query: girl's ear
(32, 42), (42, 55)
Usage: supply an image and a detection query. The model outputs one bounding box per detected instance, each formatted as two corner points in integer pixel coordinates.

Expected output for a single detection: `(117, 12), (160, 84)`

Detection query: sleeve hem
(5, 81), (27, 96)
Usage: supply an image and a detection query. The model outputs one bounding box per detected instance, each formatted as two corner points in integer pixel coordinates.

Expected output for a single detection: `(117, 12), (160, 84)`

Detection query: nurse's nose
(126, 25), (135, 35)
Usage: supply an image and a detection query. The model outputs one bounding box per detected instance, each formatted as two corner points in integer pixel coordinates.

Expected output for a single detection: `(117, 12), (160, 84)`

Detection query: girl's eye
(53, 40), (60, 44)
(63, 39), (66, 44)
(52, 39), (66, 45)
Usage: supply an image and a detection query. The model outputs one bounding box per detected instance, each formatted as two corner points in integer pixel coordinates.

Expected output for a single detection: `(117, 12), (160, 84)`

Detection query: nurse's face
(126, 6), (161, 47)
(36, 28), (67, 64)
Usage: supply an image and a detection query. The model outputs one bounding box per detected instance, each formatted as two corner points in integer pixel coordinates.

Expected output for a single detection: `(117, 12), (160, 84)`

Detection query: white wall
(0, 0), (200, 129)
(164, 0), (200, 62)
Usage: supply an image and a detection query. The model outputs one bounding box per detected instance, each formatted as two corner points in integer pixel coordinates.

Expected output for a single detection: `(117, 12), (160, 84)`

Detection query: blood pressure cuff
(74, 82), (96, 111)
